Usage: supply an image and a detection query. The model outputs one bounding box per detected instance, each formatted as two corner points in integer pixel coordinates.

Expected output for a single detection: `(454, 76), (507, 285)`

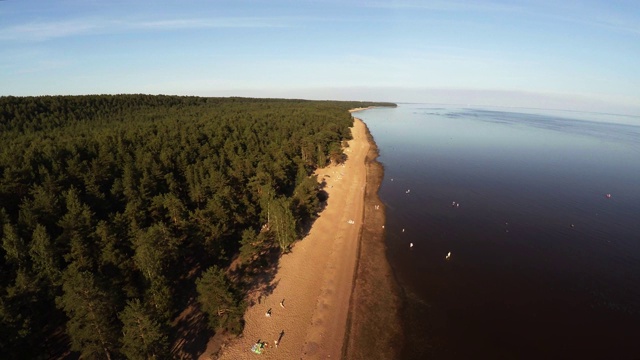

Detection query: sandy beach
(211, 116), (371, 359)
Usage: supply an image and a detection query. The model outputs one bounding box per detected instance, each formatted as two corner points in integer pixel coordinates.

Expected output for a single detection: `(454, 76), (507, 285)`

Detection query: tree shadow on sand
(194, 164), (340, 356)
(296, 177), (330, 238)
(229, 244), (283, 308)
(170, 300), (213, 359)
(316, 180), (329, 213)
(227, 174), (334, 304)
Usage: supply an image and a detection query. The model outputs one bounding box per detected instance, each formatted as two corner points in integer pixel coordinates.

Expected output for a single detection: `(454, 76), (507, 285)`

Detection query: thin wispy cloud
(364, 0), (522, 13)
(0, 19), (103, 41)
(553, 12), (640, 36)
(365, 0), (640, 36)
(0, 16), (293, 42)
(132, 17), (291, 30)
(16, 59), (72, 74)
(1, 0), (637, 113)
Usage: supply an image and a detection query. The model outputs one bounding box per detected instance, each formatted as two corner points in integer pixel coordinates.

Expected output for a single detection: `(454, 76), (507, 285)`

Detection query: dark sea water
(356, 104), (640, 360)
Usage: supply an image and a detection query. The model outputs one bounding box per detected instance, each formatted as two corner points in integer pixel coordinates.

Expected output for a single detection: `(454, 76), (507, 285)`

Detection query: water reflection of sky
(361, 103), (640, 296)
(409, 104), (640, 127)
(357, 104), (640, 359)
(368, 104), (640, 193)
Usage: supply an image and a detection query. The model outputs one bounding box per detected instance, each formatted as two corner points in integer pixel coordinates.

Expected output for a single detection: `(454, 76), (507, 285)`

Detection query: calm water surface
(357, 104), (640, 360)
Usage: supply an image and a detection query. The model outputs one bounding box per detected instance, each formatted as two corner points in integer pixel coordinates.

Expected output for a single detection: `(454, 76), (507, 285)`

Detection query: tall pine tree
(269, 197), (296, 251)
(57, 266), (118, 360)
(196, 266), (244, 334)
(119, 298), (168, 360)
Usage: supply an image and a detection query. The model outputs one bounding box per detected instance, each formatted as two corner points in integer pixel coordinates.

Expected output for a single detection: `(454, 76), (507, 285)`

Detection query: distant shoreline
(348, 106), (377, 113)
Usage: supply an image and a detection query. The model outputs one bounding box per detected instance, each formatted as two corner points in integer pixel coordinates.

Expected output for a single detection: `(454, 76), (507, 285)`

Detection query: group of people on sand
(252, 329), (286, 354)
(264, 299), (285, 317)
(256, 299), (287, 353)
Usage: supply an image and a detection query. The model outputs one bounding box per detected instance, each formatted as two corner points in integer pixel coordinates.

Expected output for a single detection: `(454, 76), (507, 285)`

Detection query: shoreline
(205, 111), (402, 359)
(348, 106), (377, 113)
(343, 119), (403, 359)
(211, 115), (371, 359)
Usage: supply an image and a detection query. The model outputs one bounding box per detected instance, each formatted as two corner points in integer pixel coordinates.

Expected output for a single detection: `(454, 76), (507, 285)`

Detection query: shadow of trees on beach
(163, 167), (341, 359)
(170, 300), (213, 359)
(168, 252), (217, 359)
(227, 166), (337, 308)
(317, 189), (329, 212)
(229, 243), (283, 308)
(196, 160), (345, 356)
(296, 175), (331, 239)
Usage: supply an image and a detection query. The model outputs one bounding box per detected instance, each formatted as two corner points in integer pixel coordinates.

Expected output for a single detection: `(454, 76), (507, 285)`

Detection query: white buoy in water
(402, 228), (405, 233)
(446, 251), (451, 260)
(410, 243), (414, 248)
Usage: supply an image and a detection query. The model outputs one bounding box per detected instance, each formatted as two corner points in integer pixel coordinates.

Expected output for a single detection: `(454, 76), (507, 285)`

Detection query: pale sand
(210, 117), (370, 359)
(348, 107), (375, 113)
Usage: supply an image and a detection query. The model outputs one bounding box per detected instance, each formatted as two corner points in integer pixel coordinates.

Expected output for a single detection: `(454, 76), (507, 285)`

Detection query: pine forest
(0, 95), (395, 359)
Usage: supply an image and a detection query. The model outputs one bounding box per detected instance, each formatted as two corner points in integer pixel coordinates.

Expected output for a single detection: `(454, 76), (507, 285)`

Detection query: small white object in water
(402, 228), (405, 233)
(410, 243), (414, 248)
(446, 251), (451, 260)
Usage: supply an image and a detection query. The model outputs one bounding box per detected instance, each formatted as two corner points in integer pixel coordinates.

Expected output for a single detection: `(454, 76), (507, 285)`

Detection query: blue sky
(1, 0), (639, 115)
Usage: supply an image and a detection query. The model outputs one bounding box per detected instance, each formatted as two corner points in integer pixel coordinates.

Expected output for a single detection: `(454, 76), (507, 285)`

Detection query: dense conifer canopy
(0, 95), (394, 358)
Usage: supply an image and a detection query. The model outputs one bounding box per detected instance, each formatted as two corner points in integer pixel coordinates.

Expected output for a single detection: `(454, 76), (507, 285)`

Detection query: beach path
(210, 117), (369, 359)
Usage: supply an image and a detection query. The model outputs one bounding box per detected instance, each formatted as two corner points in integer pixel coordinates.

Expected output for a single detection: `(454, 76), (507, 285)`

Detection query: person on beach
(280, 299), (285, 308)
(251, 340), (267, 354)
(265, 308), (271, 317)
